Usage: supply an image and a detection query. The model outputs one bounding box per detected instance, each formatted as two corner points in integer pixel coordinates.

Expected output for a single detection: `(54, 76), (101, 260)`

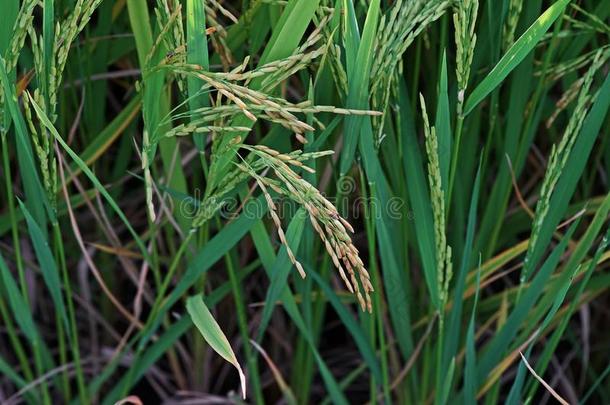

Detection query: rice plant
(1, 0), (609, 404)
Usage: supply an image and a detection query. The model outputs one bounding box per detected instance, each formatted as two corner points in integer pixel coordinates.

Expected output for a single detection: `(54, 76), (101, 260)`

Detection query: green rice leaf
(0, 0), (17, 56)
(464, 263), (481, 405)
(309, 269), (382, 382)
(464, 0), (570, 115)
(444, 157), (482, 370)
(29, 96), (150, 263)
(0, 57), (51, 229)
(0, 252), (39, 343)
(398, 79), (438, 307)
(139, 195), (269, 349)
(18, 200), (69, 333)
(187, 294), (247, 399)
(0, 354), (27, 390)
(477, 218), (580, 381)
(435, 51), (452, 192)
(259, 0), (322, 65)
(339, 0), (381, 175)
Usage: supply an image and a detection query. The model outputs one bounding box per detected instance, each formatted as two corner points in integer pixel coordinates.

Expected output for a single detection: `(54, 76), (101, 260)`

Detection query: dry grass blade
(114, 396), (144, 405)
(56, 145), (144, 330)
(519, 352), (570, 405)
(250, 339), (297, 404)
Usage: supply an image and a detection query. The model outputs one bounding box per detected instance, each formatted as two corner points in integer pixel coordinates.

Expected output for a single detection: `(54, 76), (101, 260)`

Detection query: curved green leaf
(187, 294), (247, 399)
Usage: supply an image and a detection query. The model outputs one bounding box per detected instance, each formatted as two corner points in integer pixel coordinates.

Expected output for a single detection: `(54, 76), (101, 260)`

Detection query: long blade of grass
(438, 357), (456, 405)
(464, 263), (482, 405)
(476, 218), (580, 382)
(360, 113), (414, 357)
(127, 0), (188, 227)
(341, 0), (360, 75)
(0, 252), (40, 344)
(138, 195), (269, 348)
(464, 0), (570, 115)
(435, 51), (452, 192)
(42, 0), (54, 110)
(308, 269), (382, 381)
(0, 1), (17, 56)
(398, 79), (438, 307)
(186, 0), (210, 104)
(523, 192), (610, 399)
(29, 96), (150, 262)
(0, 57), (50, 229)
(18, 200), (69, 333)
(186, 0), (210, 156)
(259, 0), (321, 65)
(506, 249), (582, 404)
(444, 157), (482, 370)
(0, 354), (27, 390)
(339, 0), (380, 175)
(71, 95), (141, 172)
